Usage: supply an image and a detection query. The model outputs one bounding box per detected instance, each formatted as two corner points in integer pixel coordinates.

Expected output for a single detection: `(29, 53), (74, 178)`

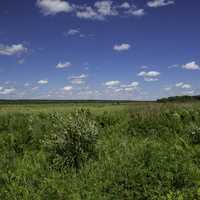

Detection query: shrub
(186, 123), (200, 144)
(43, 109), (99, 170)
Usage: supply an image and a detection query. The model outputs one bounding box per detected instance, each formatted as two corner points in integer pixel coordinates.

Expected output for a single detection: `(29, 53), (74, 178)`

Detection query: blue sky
(0, 0), (200, 100)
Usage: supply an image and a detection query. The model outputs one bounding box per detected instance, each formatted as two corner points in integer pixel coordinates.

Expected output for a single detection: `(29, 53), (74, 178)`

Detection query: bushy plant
(43, 109), (99, 169)
(186, 123), (200, 144)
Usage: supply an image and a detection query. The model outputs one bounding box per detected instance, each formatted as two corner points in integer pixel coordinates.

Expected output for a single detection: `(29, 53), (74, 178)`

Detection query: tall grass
(1, 103), (200, 199)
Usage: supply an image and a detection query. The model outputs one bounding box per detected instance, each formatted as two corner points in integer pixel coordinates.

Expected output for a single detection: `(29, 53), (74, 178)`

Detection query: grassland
(1, 101), (200, 199)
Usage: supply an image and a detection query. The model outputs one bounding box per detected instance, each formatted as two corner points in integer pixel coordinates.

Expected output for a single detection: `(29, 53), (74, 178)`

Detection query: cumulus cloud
(120, 82), (139, 88)
(113, 43), (131, 51)
(182, 90), (194, 95)
(64, 28), (89, 38)
(94, 1), (118, 16)
(56, 61), (72, 68)
(182, 84), (191, 89)
(147, 0), (174, 8)
(127, 9), (145, 16)
(76, 6), (103, 20)
(105, 80), (120, 87)
(63, 86), (73, 91)
(182, 61), (200, 70)
(69, 74), (88, 85)
(0, 44), (27, 56)
(36, 0), (73, 15)
(0, 88), (16, 95)
(38, 79), (48, 84)
(168, 64), (179, 69)
(164, 87), (171, 91)
(138, 71), (160, 81)
(120, 2), (131, 9)
(176, 82), (191, 89)
(129, 82), (139, 87)
(37, 1), (145, 20)
(67, 29), (80, 36)
(118, 81), (139, 92)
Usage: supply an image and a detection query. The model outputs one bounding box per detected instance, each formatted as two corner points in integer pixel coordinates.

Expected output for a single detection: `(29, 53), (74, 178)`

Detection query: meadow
(1, 101), (200, 199)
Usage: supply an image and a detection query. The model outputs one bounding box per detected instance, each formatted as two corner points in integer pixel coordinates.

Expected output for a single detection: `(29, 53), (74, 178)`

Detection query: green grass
(1, 102), (200, 199)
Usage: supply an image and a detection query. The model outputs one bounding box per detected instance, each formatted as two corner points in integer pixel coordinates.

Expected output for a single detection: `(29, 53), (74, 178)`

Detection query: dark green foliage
(157, 95), (200, 103)
(186, 123), (200, 144)
(96, 111), (124, 129)
(1, 104), (200, 199)
(43, 109), (99, 169)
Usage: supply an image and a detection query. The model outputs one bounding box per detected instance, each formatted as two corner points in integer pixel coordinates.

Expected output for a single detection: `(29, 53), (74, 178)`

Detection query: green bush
(43, 109), (99, 169)
(186, 123), (200, 144)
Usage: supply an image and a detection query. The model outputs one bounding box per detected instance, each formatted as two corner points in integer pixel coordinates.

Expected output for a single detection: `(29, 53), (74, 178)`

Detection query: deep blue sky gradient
(0, 0), (200, 100)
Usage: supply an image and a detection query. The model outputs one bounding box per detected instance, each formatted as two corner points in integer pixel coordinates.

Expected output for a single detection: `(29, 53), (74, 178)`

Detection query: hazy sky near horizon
(0, 0), (200, 100)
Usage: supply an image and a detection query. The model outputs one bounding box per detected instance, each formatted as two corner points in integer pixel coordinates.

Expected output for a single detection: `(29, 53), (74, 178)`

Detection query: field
(1, 102), (200, 199)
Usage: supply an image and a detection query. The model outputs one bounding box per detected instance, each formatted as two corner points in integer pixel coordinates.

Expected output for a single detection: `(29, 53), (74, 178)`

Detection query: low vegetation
(157, 95), (200, 103)
(1, 102), (200, 199)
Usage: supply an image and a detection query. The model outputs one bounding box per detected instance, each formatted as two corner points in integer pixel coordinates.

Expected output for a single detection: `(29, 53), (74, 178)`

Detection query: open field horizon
(1, 0), (200, 199)
(1, 102), (200, 199)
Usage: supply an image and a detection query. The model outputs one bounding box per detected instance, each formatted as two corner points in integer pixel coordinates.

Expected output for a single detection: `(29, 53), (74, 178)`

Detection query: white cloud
(182, 61), (200, 70)
(182, 90), (194, 95)
(56, 61), (72, 68)
(182, 84), (191, 89)
(119, 81), (139, 92)
(120, 82), (139, 88)
(38, 79), (48, 84)
(138, 71), (160, 77)
(70, 74), (87, 79)
(105, 80), (120, 87)
(63, 86), (73, 91)
(94, 1), (117, 16)
(76, 6), (103, 20)
(70, 79), (85, 85)
(127, 9), (145, 16)
(130, 82), (139, 87)
(114, 88), (123, 92)
(168, 64), (179, 69)
(69, 74), (88, 85)
(37, 0), (73, 15)
(120, 2), (131, 9)
(67, 29), (80, 36)
(147, 0), (174, 8)
(113, 43), (131, 51)
(164, 87), (171, 91)
(175, 82), (184, 87)
(124, 87), (134, 92)
(0, 44), (27, 56)
(36, 1), (148, 21)
(0, 88), (16, 95)
(176, 82), (191, 89)
(138, 71), (160, 81)
(64, 29), (88, 38)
